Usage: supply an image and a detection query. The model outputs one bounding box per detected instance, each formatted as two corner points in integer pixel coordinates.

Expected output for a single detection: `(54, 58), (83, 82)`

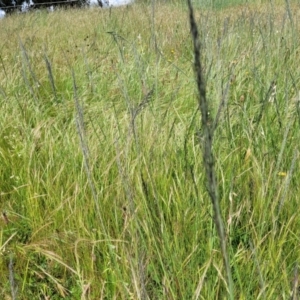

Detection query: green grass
(192, 0), (247, 9)
(0, 1), (300, 299)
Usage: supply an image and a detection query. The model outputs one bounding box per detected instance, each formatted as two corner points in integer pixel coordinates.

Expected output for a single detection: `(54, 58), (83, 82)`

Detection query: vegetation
(0, 0), (300, 298)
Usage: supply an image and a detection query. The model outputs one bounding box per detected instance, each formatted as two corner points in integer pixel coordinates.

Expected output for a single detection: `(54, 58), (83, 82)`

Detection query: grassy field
(0, 0), (300, 299)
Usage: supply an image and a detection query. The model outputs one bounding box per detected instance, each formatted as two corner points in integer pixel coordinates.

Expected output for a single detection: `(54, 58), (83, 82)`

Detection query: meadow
(0, 0), (300, 298)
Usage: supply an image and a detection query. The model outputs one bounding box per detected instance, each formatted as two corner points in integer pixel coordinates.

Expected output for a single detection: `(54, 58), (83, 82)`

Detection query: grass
(0, 0), (300, 298)
(191, 0), (248, 9)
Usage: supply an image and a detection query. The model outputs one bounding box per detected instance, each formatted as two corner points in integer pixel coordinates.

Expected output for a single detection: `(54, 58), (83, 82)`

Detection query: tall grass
(0, 1), (300, 298)
(187, 0), (234, 297)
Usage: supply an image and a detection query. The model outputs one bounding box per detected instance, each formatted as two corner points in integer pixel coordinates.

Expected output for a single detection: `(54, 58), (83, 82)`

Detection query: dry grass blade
(34, 264), (68, 298)
(9, 254), (17, 300)
(0, 232), (17, 253)
(193, 258), (212, 300)
(291, 264), (299, 300)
